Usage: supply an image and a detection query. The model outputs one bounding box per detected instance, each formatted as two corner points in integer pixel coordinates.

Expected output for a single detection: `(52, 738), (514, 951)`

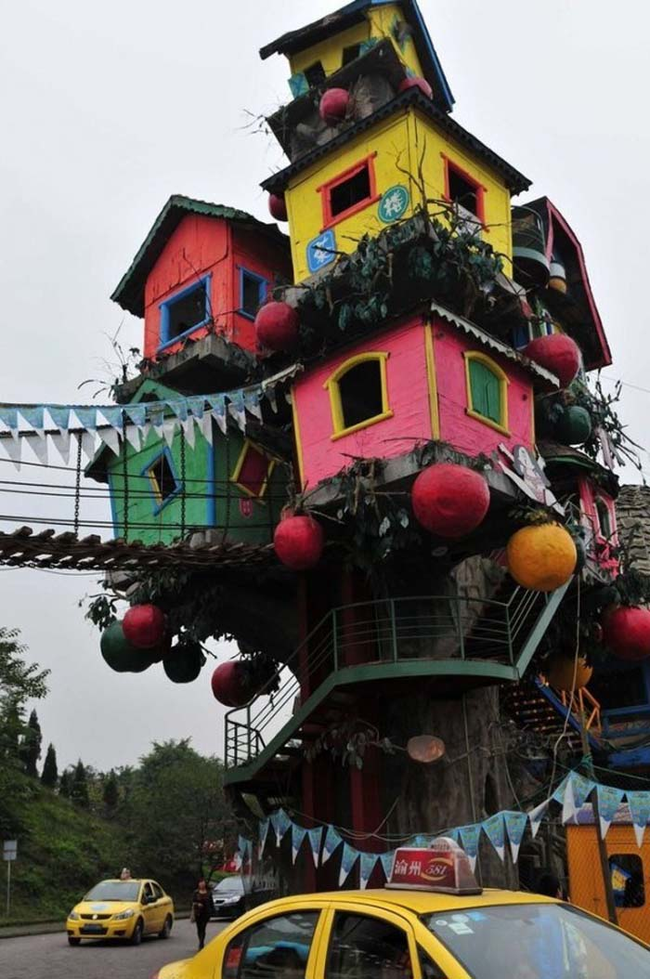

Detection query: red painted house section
(293, 313), (537, 490)
(142, 215), (291, 360)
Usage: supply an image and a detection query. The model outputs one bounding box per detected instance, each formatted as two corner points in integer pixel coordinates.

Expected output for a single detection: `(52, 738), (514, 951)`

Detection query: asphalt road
(0, 917), (228, 979)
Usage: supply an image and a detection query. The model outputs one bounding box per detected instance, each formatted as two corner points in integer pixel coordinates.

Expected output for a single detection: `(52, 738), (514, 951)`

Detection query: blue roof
(259, 0), (454, 113)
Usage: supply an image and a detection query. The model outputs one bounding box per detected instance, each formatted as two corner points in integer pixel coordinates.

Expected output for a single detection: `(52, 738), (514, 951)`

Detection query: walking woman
(191, 877), (215, 951)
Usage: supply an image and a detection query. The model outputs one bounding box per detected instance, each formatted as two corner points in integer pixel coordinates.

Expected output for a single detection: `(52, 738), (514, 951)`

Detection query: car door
(313, 903), (471, 979)
(151, 881), (168, 930)
(140, 881), (158, 934)
(216, 901), (330, 979)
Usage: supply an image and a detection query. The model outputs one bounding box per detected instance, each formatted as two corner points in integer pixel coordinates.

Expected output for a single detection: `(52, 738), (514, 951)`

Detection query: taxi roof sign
(386, 837), (482, 895)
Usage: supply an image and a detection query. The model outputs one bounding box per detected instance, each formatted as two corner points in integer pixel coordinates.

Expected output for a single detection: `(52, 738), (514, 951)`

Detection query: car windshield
(84, 881), (141, 902)
(424, 902), (650, 978)
(214, 876), (244, 894)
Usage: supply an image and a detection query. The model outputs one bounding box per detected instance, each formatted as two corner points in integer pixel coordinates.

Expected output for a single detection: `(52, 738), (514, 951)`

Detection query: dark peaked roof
(261, 87), (531, 195)
(260, 0), (454, 113)
(111, 195), (288, 319)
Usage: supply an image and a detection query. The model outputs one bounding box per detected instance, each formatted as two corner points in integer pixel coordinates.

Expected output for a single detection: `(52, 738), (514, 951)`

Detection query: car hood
(73, 900), (138, 916)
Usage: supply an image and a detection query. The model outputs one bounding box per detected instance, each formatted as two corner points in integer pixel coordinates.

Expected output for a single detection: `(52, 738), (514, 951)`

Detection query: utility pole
(3, 841), (17, 917)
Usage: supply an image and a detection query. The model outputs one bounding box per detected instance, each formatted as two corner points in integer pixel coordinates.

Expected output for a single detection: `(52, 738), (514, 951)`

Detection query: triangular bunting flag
(503, 811), (528, 864)
(379, 851), (395, 879)
(198, 412), (214, 445)
(595, 784), (625, 840)
(626, 792), (650, 847)
(97, 406), (123, 430)
(186, 396), (205, 420)
(124, 425), (142, 451)
(291, 824), (308, 863)
(243, 389), (263, 421)
(552, 775), (571, 806)
(162, 420), (176, 449)
(168, 399), (188, 422)
(258, 819), (270, 859)
(125, 404), (147, 429)
(19, 406), (45, 434)
(227, 391), (246, 432)
(73, 406), (98, 431)
(307, 827), (323, 867)
(181, 416), (196, 449)
(359, 852), (379, 889)
(561, 777), (577, 825)
(270, 809), (291, 845)
(528, 799), (549, 839)
(1, 434), (22, 470)
(321, 826), (343, 864)
(28, 433), (49, 466)
(570, 772), (597, 810)
(482, 812), (506, 861)
(458, 824), (482, 873)
(0, 407), (18, 432)
(46, 406), (71, 431)
(338, 843), (359, 886)
(50, 430), (72, 465)
(80, 430), (97, 463)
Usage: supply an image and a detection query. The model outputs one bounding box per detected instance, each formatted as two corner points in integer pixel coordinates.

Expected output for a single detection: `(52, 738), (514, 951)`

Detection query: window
(318, 155), (380, 229)
(142, 882), (154, 903)
(231, 440), (276, 498)
(609, 854), (645, 908)
(152, 882), (164, 900)
(595, 497), (613, 539)
(239, 268), (267, 320)
(464, 351), (509, 434)
(326, 913), (414, 979)
(222, 911), (319, 979)
(304, 61), (326, 88)
(144, 449), (182, 512)
(324, 352), (393, 439)
(342, 43), (361, 67)
(443, 156), (485, 231)
(159, 276), (211, 349)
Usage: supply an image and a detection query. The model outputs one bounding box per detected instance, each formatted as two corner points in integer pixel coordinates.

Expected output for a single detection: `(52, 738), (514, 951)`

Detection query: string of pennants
(0, 366), (298, 469)
(234, 771), (650, 886)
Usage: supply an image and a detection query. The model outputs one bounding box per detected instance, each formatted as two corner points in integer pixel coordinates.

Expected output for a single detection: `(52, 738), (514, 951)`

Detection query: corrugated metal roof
(261, 87), (530, 195)
(111, 195), (289, 318)
(429, 301), (559, 386)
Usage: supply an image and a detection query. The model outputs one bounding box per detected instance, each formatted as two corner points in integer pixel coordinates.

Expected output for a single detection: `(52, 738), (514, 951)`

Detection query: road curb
(0, 911), (191, 940)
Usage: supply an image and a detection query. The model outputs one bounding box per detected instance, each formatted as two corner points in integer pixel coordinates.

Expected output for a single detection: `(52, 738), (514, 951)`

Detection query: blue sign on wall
(307, 229), (337, 273)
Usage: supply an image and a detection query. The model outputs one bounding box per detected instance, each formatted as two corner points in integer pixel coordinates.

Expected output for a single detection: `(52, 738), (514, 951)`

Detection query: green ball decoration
(555, 405), (592, 445)
(100, 620), (156, 674)
(163, 641), (205, 684)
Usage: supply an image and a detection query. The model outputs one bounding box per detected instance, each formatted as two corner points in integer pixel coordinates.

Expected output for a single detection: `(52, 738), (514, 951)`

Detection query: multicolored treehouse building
(91, 0), (650, 897)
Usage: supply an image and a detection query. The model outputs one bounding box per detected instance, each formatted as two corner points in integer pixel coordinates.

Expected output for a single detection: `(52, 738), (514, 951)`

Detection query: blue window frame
(238, 267), (267, 321)
(142, 447), (183, 515)
(158, 274), (212, 351)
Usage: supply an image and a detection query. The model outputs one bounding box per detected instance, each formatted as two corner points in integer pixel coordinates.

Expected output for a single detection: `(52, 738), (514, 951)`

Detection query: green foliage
(58, 770), (72, 798)
(83, 593), (120, 630)
(70, 761), (90, 809)
(41, 743), (58, 789)
(102, 770), (119, 810)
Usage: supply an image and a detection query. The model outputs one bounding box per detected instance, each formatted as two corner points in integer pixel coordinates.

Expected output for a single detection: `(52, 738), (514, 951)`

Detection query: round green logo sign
(378, 185), (410, 223)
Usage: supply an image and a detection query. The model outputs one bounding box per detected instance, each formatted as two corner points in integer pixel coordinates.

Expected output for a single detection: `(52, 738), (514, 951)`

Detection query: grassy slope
(0, 778), (124, 924)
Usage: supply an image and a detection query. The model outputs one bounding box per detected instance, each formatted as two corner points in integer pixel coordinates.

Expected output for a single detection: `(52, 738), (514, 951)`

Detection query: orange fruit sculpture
(507, 522), (577, 592)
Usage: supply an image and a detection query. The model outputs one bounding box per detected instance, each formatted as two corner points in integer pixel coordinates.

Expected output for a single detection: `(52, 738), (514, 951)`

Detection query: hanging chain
(180, 428), (187, 537)
(121, 416), (129, 540)
(73, 433), (82, 537)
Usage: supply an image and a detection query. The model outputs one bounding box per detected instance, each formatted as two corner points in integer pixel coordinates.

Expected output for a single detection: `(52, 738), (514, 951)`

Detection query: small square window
(231, 441), (275, 498)
(304, 62), (326, 88)
(443, 157), (485, 232)
(448, 167), (479, 216)
(319, 156), (379, 229)
(610, 854), (645, 908)
(239, 269), (267, 320)
(145, 450), (181, 511)
(159, 277), (210, 349)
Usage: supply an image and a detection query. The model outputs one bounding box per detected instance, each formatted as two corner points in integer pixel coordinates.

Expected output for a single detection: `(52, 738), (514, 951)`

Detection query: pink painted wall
(294, 312), (537, 490)
(578, 477), (619, 575)
(294, 315), (432, 490)
(142, 217), (291, 360)
(433, 319), (534, 457)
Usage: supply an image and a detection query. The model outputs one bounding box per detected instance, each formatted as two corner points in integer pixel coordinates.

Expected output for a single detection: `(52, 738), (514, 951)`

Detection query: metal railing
(224, 585), (550, 771)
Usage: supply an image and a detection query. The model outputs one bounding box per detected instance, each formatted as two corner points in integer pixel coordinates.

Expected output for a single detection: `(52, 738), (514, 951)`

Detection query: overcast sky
(1, 0), (648, 772)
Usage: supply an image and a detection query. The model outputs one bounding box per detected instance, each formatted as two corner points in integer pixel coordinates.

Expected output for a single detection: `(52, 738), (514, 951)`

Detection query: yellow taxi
(154, 839), (650, 979)
(66, 877), (174, 945)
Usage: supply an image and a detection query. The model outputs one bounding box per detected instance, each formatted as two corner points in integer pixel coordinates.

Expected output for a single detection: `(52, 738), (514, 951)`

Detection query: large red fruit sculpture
(274, 513), (324, 570)
(523, 334), (581, 388)
(255, 301), (299, 351)
(268, 193), (288, 222)
(211, 661), (253, 708)
(399, 76), (433, 99)
(411, 463), (490, 538)
(319, 88), (350, 124)
(123, 604), (167, 649)
(602, 605), (650, 662)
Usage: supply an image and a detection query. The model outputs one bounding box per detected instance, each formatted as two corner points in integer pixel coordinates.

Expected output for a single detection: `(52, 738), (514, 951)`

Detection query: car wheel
(67, 937), (81, 946)
(130, 919), (144, 945)
(159, 915), (172, 939)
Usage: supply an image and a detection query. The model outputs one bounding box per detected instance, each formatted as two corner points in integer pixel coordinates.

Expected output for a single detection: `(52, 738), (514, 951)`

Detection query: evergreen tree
(41, 743), (58, 788)
(59, 769), (72, 798)
(70, 760), (90, 808)
(19, 709), (42, 777)
(102, 770), (119, 810)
